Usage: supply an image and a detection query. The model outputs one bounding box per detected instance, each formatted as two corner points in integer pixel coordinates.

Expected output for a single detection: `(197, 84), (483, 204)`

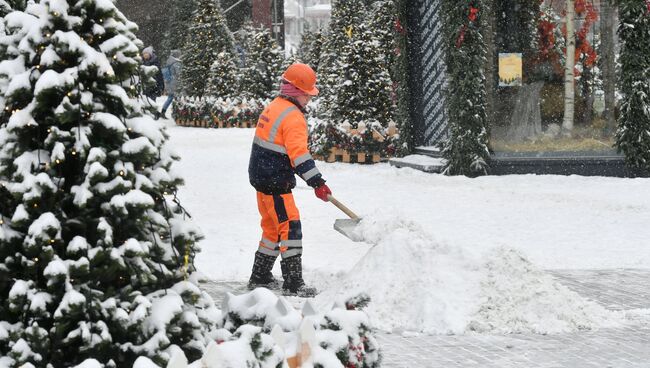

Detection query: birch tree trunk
(562, 0), (576, 132)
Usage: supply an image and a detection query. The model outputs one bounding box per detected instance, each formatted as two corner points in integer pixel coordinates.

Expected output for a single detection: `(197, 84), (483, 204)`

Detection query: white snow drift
(317, 211), (620, 334)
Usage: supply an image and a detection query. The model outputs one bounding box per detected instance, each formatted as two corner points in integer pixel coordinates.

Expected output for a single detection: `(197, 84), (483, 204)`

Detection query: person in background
(247, 63), (331, 297)
(142, 46), (165, 114)
(161, 49), (182, 119)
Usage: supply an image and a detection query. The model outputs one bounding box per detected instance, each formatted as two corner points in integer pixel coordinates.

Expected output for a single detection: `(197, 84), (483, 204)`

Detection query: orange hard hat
(282, 63), (319, 96)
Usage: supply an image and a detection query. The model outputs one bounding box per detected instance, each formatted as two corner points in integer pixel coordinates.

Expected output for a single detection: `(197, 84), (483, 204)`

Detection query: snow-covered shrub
(221, 289), (381, 368)
(309, 117), (399, 160)
(172, 96), (269, 128)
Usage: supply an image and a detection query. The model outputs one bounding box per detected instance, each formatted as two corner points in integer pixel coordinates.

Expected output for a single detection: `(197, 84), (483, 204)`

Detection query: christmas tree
(0, 1), (217, 366)
(368, 0), (411, 155)
(441, 0), (490, 176)
(324, 23), (393, 125)
(206, 51), (240, 98)
(238, 26), (284, 100)
(180, 0), (234, 96)
(368, 0), (398, 79)
(312, 0), (396, 158)
(319, 0), (366, 94)
(296, 27), (325, 73)
(161, 0), (196, 57)
(616, 0), (650, 172)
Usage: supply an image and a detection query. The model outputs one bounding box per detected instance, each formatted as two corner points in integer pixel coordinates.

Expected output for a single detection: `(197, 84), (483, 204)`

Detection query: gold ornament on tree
(345, 26), (353, 38)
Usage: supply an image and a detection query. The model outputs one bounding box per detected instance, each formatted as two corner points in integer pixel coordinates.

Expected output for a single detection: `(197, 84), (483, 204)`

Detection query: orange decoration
(536, 0), (599, 78)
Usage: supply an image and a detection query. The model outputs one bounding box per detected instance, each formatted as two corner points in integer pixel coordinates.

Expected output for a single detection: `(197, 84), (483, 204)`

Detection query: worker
(247, 63), (331, 297)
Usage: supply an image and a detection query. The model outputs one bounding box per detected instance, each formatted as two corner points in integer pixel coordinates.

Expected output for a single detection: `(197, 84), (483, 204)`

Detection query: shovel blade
(333, 218), (364, 242)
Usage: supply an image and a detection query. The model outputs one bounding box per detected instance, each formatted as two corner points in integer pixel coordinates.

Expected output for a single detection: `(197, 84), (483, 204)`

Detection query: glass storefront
(489, 0), (617, 155)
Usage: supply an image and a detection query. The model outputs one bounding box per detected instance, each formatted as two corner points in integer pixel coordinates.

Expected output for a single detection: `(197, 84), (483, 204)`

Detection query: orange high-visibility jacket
(248, 97), (324, 194)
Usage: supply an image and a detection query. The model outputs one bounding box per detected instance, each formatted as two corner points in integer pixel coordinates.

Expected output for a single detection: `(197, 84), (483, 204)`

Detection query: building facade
(252, 0), (286, 46)
(284, 0), (331, 55)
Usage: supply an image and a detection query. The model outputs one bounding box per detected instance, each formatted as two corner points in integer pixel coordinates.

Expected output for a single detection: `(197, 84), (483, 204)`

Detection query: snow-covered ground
(166, 120), (650, 335)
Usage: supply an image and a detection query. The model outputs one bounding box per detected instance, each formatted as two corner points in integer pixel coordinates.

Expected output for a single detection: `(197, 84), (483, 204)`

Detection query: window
(489, 0), (617, 155)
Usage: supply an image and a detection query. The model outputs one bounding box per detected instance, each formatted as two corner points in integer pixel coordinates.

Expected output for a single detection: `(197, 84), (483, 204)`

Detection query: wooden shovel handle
(327, 195), (359, 220)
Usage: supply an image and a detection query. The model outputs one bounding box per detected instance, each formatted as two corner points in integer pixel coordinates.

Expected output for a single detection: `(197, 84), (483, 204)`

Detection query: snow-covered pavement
(167, 122), (650, 335)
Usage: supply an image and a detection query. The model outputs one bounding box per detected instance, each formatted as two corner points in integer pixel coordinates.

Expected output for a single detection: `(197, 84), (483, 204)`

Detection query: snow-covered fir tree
(373, 0), (412, 155)
(296, 27), (325, 72)
(368, 0), (398, 79)
(0, 1), (218, 366)
(441, 0), (490, 176)
(238, 26), (284, 100)
(323, 23), (393, 125)
(180, 0), (234, 96)
(206, 51), (240, 98)
(615, 0), (650, 172)
(161, 0), (196, 57)
(312, 0), (395, 157)
(318, 0), (366, 94)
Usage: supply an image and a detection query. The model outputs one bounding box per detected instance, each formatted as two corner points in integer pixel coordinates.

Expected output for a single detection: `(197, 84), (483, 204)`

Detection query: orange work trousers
(256, 191), (302, 259)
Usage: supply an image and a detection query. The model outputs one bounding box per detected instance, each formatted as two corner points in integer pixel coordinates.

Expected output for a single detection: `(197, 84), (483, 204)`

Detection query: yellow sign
(499, 53), (523, 87)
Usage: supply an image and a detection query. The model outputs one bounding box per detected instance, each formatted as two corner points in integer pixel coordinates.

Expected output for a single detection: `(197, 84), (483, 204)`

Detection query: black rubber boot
(280, 255), (317, 297)
(281, 259), (289, 284)
(247, 251), (280, 290)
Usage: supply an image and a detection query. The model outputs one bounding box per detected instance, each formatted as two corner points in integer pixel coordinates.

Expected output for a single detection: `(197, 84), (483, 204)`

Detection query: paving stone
(375, 269), (650, 367)
(202, 269), (650, 367)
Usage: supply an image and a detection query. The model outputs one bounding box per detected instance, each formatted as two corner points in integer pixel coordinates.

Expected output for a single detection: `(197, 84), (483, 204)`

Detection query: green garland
(441, 0), (490, 176)
(394, 0), (413, 155)
(172, 96), (268, 127)
(616, 0), (650, 173)
(308, 117), (399, 159)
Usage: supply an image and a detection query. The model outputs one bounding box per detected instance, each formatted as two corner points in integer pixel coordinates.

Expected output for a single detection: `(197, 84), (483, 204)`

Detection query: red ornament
(394, 19), (405, 34)
(646, 0), (650, 14)
(455, 26), (466, 48)
(468, 7), (479, 22)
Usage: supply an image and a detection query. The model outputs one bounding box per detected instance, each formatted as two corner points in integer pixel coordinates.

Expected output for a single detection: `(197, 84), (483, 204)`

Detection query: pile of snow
(316, 210), (621, 335)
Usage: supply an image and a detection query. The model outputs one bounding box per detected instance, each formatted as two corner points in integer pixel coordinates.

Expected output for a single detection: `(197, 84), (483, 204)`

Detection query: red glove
(314, 184), (332, 202)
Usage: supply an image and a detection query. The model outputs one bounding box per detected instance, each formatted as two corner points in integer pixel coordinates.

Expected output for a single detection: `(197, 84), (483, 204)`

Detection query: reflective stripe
(258, 238), (280, 257)
(281, 239), (302, 248)
(293, 153), (313, 167)
(301, 167), (321, 181)
(253, 136), (287, 154)
(258, 246), (280, 257)
(268, 106), (298, 143)
(282, 248), (302, 258)
(261, 237), (279, 249)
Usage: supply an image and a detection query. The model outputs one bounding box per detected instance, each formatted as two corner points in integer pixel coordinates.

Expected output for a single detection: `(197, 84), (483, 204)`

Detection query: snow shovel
(328, 195), (364, 242)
